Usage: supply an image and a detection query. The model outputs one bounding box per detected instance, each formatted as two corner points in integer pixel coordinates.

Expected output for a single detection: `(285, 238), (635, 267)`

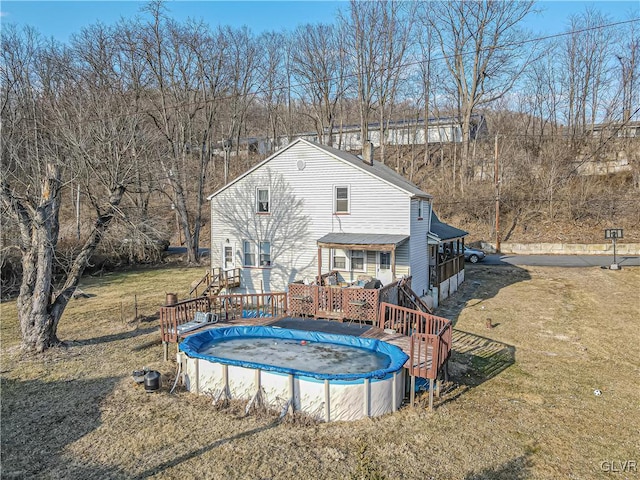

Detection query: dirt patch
(1, 264), (639, 479)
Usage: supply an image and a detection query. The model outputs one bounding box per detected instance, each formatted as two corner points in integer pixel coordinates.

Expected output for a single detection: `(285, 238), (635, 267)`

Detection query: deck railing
(437, 254), (464, 284)
(378, 302), (452, 380)
(159, 296), (211, 343)
(160, 292), (286, 345)
(189, 268), (242, 297)
(208, 292), (287, 322)
(288, 283), (380, 323)
(189, 270), (211, 297)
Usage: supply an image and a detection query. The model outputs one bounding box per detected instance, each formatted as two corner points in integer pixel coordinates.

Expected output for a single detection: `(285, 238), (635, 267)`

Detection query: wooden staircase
(189, 268), (241, 297)
(398, 280), (433, 314)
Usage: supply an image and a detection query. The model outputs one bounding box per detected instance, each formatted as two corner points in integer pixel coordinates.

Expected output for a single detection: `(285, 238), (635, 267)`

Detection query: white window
(332, 249), (346, 270)
(256, 187), (270, 213)
(350, 250), (365, 272)
(243, 240), (256, 267)
(335, 186), (349, 213)
(259, 241), (271, 267)
(418, 199), (424, 219)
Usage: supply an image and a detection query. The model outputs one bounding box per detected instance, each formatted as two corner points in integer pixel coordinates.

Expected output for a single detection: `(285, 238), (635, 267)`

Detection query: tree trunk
(9, 180), (126, 352)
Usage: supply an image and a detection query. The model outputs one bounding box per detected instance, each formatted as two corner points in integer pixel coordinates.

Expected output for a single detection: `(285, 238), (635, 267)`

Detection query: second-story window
(257, 187), (270, 213)
(335, 186), (349, 214)
(418, 199), (424, 219)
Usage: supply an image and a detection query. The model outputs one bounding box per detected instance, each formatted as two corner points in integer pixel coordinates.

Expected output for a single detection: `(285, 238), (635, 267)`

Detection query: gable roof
(429, 211), (468, 241)
(311, 141), (432, 198)
(207, 138), (432, 200)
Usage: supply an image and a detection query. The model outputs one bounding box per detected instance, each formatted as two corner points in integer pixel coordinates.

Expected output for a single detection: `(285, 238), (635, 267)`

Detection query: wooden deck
(160, 291), (451, 409)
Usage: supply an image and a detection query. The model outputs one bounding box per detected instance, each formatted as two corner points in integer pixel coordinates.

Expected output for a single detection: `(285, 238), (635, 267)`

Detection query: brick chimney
(362, 141), (374, 166)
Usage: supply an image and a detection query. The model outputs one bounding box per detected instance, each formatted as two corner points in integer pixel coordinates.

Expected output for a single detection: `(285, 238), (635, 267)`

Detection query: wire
(5, 17), (639, 132)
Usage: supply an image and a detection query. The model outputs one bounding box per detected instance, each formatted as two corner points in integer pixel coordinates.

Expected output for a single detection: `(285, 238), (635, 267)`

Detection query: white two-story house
(208, 138), (464, 305)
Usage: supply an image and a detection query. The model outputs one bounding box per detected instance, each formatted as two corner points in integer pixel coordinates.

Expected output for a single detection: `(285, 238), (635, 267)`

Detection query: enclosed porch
(427, 212), (468, 307)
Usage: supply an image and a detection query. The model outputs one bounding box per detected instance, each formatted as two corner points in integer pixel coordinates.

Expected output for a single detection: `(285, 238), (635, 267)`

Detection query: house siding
(408, 198), (431, 296)
(210, 141), (412, 293)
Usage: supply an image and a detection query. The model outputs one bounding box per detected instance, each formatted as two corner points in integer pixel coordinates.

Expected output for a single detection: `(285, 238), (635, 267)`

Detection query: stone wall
(481, 242), (640, 255)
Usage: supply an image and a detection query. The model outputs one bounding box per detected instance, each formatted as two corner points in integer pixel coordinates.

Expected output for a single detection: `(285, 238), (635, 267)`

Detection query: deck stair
(189, 268), (241, 297)
(398, 282), (433, 314)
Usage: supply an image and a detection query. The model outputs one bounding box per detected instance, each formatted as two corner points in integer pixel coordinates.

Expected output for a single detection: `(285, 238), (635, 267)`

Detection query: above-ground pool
(178, 326), (408, 422)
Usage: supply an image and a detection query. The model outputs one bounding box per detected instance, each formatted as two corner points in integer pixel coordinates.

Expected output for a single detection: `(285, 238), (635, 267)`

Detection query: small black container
(132, 370), (146, 384)
(144, 370), (161, 392)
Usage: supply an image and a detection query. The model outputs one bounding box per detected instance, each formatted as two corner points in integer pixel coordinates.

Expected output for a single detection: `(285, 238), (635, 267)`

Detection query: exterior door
(223, 244), (235, 271)
(377, 251), (393, 285)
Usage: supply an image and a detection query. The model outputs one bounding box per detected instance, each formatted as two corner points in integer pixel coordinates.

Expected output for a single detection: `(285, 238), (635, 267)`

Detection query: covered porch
(427, 212), (468, 307)
(315, 232), (410, 287)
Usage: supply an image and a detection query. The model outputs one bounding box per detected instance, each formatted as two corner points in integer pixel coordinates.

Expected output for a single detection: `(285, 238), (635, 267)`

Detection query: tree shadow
(212, 168), (315, 290)
(132, 420), (280, 479)
(68, 326), (158, 347)
(435, 264), (532, 325)
(464, 452), (533, 480)
(0, 375), (127, 479)
(430, 264), (529, 404)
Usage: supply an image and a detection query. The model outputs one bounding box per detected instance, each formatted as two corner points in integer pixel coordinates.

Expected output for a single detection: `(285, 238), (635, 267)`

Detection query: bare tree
(221, 25), (259, 162)
(616, 18), (639, 123)
(521, 42), (563, 151)
(139, 2), (226, 264)
(257, 31), (289, 151)
(426, 0), (537, 183)
(561, 8), (618, 137)
(290, 24), (349, 147)
(1, 26), (135, 351)
(374, 1), (416, 164)
(341, 0), (383, 155)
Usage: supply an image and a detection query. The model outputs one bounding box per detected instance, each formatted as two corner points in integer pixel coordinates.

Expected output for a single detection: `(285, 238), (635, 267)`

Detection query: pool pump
(143, 370), (161, 392)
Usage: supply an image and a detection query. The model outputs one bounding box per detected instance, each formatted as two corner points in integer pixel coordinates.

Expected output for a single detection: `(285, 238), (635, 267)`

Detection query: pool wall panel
(179, 326), (408, 422)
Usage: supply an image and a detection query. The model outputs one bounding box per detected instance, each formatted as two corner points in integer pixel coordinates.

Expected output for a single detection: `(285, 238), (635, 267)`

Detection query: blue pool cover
(179, 326), (409, 382)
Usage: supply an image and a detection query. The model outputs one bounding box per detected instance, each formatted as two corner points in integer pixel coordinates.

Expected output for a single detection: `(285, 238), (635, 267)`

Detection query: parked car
(464, 247), (485, 263)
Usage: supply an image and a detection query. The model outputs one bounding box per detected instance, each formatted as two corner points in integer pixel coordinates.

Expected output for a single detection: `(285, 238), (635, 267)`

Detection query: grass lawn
(1, 264), (639, 479)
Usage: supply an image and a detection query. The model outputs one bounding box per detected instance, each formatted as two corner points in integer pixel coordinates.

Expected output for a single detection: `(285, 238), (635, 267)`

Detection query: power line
(4, 16), (639, 132)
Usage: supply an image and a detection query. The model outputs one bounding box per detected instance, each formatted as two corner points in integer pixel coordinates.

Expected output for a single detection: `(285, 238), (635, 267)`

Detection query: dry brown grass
(1, 264), (639, 479)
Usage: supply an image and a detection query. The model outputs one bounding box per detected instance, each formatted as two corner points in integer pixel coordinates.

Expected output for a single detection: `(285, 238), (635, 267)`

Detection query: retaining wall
(481, 242), (640, 256)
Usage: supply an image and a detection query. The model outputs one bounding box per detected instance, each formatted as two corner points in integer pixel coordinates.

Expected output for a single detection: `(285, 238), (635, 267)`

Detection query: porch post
(317, 246), (322, 283)
(391, 245), (396, 280)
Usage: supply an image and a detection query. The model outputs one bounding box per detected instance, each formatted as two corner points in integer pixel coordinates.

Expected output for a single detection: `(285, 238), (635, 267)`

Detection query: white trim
(223, 243), (235, 271)
(334, 185), (350, 214)
(256, 186), (270, 213)
(259, 241), (271, 267)
(331, 248), (347, 270)
(350, 249), (366, 272)
(243, 240), (256, 267)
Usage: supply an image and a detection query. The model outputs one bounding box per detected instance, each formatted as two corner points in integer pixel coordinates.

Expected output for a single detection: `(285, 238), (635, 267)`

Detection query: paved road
(481, 254), (640, 268)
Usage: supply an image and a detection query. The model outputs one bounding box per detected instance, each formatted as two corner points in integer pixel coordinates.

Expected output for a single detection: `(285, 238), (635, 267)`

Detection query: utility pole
(494, 134), (501, 252)
(223, 138), (232, 185)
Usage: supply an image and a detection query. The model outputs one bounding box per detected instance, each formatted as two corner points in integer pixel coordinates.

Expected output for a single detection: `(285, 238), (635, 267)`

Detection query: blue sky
(1, 1), (638, 43)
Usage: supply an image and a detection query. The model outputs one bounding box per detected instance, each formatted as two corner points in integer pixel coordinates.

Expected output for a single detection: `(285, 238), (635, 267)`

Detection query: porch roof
(429, 212), (468, 242)
(317, 233), (409, 250)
